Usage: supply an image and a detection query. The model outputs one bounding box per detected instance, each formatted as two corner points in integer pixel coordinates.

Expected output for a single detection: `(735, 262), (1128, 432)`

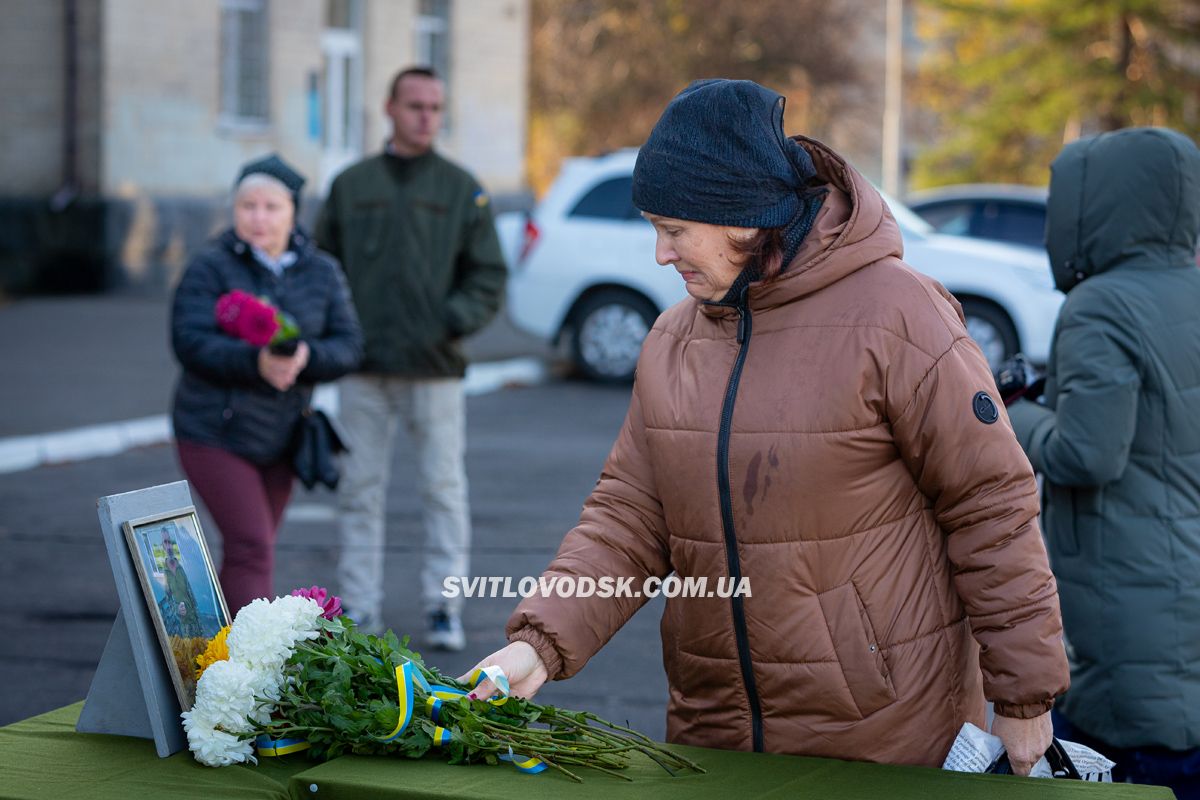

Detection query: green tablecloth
(0, 703), (304, 799)
(0, 704), (1176, 800)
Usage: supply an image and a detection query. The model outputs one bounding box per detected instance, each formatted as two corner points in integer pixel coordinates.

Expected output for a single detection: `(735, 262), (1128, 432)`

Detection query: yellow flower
(194, 626), (231, 680)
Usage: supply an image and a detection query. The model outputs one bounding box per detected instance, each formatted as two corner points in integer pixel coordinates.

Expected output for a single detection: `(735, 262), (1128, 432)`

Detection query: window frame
(218, 0), (271, 131)
(414, 0), (452, 131)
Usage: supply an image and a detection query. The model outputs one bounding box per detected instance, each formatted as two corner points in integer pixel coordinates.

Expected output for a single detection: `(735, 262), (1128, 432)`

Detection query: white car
(501, 150), (1063, 382)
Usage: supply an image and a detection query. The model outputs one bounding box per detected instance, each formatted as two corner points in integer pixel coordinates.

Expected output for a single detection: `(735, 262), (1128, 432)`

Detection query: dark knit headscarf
(632, 79), (823, 301)
(236, 153), (307, 212)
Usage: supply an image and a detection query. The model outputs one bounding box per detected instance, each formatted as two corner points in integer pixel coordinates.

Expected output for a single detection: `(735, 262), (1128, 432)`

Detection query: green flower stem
(533, 756), (583, 783)
(263, 724), (336, 735)
(266, 621), (704, 781)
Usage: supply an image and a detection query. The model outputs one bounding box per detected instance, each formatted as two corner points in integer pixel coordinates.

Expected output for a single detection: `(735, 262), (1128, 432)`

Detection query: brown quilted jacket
(509, 138), (1069, 766)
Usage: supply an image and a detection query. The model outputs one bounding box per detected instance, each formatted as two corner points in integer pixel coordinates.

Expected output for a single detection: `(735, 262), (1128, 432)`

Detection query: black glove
(994, 354), (1045, 406)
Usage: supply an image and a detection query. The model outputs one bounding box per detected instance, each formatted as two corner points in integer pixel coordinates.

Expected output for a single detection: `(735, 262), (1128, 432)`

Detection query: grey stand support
(77, 480), (194, 757)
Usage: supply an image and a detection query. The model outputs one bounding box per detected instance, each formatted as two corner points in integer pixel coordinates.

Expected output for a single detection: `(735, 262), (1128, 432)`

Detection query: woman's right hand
(257, 343), (307, 391)
(459, 640), (549, 700)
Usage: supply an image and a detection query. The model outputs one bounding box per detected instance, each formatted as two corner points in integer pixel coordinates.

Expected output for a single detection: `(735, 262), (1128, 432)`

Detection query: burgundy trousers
(176, 440), (293, 616)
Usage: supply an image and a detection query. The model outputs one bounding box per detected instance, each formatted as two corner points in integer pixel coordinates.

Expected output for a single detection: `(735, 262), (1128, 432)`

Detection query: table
(0, 704), (1175, 800)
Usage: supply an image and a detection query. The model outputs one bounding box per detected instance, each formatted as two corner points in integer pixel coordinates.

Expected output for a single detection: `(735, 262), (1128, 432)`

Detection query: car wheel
(569, 289), (658, 383)
(960, 300), (1019, 371)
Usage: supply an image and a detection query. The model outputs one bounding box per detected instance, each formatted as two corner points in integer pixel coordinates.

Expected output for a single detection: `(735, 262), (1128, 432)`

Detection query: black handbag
(986, 738), (1083, 779)
(290, 408), (348, 490)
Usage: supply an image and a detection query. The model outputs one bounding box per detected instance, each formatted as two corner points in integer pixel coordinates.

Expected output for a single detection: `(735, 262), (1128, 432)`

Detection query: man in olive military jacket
(316, 67), (506, 651)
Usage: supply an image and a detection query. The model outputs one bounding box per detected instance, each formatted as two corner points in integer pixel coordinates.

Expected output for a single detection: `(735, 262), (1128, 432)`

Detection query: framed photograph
(122, 507), (230, 711)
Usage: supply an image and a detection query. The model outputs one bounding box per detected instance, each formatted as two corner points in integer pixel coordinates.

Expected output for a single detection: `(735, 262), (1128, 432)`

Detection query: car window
(568, 177), (639, 220)
(877, 189), (934, 236)
(916, 201), (974, 237)
(973, 202), (1046, 249)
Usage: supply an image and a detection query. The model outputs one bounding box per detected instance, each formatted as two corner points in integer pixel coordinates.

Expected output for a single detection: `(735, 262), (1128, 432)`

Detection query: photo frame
(121, 506), (230, 711)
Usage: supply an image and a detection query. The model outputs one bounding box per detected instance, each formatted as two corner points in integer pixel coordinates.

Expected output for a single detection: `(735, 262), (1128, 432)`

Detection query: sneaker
(427, 609), (465, 652)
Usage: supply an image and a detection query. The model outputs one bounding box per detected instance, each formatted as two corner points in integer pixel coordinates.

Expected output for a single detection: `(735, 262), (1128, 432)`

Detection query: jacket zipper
(716, 288), (763, 752)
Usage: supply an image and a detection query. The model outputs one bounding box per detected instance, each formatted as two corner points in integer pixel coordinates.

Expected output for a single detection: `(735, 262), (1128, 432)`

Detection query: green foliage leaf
(257, 624), (702, 780)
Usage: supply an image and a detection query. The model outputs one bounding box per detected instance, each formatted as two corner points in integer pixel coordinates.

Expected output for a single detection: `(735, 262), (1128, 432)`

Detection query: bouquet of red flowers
(215, 290), (301, 354)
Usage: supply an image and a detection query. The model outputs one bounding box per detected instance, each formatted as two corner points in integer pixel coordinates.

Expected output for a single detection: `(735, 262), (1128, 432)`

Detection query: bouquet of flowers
(215, 289), (301, 355)
(182, 587), (702, 782)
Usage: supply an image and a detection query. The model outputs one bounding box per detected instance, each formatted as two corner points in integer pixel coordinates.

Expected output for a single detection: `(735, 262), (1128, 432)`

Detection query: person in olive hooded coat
(1009, 127), (1200, 797)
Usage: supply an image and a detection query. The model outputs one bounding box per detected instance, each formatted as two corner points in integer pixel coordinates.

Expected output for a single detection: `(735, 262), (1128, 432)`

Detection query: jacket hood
(1047, 127), (1200, 293)
(703, 136), (903, 317)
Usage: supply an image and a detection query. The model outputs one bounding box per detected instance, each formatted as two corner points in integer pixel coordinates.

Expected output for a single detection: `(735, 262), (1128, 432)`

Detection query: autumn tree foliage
(526, 0), (870, 193)
(913, 0), (1200, 187)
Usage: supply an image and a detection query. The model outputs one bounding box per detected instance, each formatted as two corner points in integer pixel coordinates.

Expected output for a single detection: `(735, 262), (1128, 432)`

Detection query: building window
(415, 0), (451, 128)
(325, 0), (358, 29)
(321, 0), (363, 163)
(219, 0), (269, 125)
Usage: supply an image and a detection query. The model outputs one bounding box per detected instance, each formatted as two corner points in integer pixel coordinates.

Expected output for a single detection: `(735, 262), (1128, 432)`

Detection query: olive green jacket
(315, 149), (506, 377)
(1009, 127), (1200, 750)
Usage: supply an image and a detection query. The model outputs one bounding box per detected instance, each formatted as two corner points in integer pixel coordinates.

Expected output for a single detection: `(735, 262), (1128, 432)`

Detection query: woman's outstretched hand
(991, 711), (1053, 776)
(459, 640), (549, 700)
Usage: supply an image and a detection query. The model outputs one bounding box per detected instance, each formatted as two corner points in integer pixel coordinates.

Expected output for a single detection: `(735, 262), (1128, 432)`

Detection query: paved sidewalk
(0, 294), (556, 472)
(0, 294), (553, 438)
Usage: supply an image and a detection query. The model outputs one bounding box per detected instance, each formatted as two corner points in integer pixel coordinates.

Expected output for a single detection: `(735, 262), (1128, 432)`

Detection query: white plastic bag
(942, 722), (1115, 781)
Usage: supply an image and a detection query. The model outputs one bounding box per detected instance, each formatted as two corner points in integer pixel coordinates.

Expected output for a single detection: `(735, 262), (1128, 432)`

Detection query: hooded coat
(509, 139), (1069, 766)
(1009, 127), (1200, 751)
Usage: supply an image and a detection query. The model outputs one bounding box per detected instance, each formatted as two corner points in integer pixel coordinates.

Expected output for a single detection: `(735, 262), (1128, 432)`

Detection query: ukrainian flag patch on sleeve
(473, 190), (489, 208)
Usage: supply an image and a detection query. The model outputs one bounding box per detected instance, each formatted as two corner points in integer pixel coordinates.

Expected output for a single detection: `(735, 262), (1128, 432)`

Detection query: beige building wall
(361, 0), (527, 195)
(99, 0), (529, 199)
(5, 0), (527, 199)
(362, 0), (414, 154)
(101, 0), (325, 197)
(444, 0), (528, 194)
(0, 1), (65, 194)
(0, 0), (102, 195)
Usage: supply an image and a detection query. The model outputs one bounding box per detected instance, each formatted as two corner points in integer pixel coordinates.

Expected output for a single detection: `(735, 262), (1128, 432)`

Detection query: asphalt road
(0, 294), (553, 437)
(0, 378), (675, 738)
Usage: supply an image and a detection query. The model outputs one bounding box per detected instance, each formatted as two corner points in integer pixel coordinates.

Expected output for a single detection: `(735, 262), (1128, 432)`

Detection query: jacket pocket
(350, 201), (390, 260)
(817, 582), (897, 718)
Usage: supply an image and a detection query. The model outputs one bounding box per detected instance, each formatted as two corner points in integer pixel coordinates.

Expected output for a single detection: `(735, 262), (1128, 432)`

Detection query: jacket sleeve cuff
(992, 698), (1055, 719)
(508, 626), (564, 681)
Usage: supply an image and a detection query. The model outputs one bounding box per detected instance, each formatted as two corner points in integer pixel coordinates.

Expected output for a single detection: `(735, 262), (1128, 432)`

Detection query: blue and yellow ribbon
(499, 749), (549, 774)
(375, 661), (415, 742)
(426, 696), (443, 723)
(260, 659), (543, 774)
(255, 734), (311, 757)
(409, 664), (432, 693)
(464, 665), (510, 706)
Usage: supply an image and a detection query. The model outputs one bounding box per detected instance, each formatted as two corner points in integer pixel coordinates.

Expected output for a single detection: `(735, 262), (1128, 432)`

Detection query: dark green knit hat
(236, 153), (306, 210)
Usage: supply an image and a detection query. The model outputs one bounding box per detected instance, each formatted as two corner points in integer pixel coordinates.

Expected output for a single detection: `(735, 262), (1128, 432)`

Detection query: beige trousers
(336, 374), (470, 627)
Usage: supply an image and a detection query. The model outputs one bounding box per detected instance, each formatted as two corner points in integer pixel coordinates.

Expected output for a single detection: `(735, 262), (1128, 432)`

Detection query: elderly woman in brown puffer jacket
(467, 80), (1069, 773)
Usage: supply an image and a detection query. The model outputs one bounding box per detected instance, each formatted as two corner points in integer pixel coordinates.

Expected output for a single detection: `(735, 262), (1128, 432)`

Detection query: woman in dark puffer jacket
(171, 154), (363, 614)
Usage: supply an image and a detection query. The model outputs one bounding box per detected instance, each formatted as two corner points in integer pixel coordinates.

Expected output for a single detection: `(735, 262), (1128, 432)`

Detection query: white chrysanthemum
(189, 659), (261, 732)
(181, 709), (256, 767)
(227, 596), (322, 674)
(184, 594), (323, 766)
